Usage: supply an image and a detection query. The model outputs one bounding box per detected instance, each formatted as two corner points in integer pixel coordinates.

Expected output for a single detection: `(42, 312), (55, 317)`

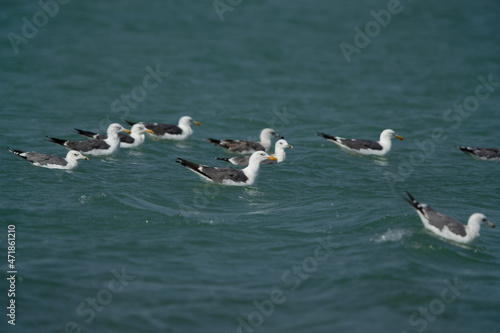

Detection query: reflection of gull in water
(372, 156), (389, 166)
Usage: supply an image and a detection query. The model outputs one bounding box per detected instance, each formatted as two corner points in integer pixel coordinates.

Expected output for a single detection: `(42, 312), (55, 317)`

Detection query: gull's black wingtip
(204, 138), (220, 145)
(403, 191), (422, 212)
(405, 191), (416, 202)
(46, 136), (67, 146)
(176, 157), (196, 168)
(317, 132), (335, 140)
(457, 146), (473, 154)
(7, 147), (21, 155)
(123, 119), (137, 126)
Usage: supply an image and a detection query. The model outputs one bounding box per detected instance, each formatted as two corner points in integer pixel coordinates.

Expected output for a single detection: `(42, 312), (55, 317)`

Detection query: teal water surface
(1, 1), (500, 332)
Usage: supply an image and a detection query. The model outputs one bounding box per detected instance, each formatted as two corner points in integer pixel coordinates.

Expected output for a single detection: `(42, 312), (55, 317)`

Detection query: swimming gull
(205, 128), (284, 154)
(176, 151), (277, 186)
(124, 116), (200, 140)
(216, 139), (293, 166)
(457, 146), (500, 161)
(317, 129), (403, 156)
(47, 123), (131, 156)
(405, 191), (495, 244)
(9, 148), (88, 169)
(75, 123), (154, 148)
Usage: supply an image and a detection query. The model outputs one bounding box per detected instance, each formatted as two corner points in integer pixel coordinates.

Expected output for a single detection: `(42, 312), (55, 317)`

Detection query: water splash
(372, 228), (409, 243)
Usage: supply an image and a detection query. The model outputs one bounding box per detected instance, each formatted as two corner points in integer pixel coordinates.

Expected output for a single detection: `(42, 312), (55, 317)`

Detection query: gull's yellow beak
(396, 135), (404, 141)
(84, 157), (89, 160)
(123, 129), (132, 134)
(488, 221), (496, 228)
(267, 156), (278, 161)
(146, 129), (154, 134)
(289, 145), (293, 149)
(194, 121), (201, 126)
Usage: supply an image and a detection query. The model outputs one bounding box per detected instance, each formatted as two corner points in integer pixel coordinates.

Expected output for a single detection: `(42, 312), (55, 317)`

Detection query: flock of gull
(8, 115), (497, 245)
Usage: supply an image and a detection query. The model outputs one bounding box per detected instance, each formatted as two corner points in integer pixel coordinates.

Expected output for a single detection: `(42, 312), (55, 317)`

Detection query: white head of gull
(175, 116), (201, 140)
(239, 151), (277, 185)
(103, 123), (131, 152)
(123, 123), (154, 148)
(62, 151), (89, 169)
(273, 139), (293, 163)
(377, 129), (404, 155)
(259, 128), (284, 151)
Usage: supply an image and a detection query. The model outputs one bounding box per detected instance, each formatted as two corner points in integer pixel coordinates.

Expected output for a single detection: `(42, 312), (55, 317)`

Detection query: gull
(216, 139), (293, 167)
(176, 151), (277, 186)
(405, 191), (495, 244)
(9, 148), (88, 170)
(205, 128), (284, 154)
(47, 123), (131, 156)
(317, 129), (403, 156)
(124, 116), (201, 140)
(75, 123), (153, 148)
(457, 146), (500, 161)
